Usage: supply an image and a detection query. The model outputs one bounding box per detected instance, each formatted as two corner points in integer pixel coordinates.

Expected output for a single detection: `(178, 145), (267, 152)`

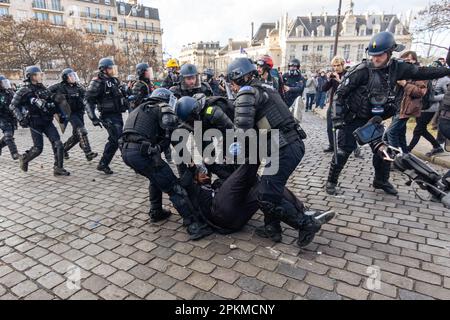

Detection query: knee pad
(30, 146), (43, 156)
(53, 140), (63, 150)
(77, 127), (88, 136)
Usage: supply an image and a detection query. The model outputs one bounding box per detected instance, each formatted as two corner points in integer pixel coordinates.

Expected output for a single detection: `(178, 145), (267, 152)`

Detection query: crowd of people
(1, 31), (450, 246)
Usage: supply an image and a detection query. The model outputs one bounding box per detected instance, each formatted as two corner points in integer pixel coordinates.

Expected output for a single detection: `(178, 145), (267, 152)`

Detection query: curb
(311, 108), (450, 169)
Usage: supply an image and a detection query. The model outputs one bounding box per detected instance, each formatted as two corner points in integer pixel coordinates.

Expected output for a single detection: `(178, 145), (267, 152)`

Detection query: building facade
(0, 0), (163, 67)
(179, 41), (220, 72)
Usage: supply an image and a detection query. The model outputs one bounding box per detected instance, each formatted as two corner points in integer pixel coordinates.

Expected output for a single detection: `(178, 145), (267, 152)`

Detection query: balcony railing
(0, 0), (11, 5)
(79, 11), (117, 21)
(32, 1), (64, 12)
(85, 28), (107, 35)
(118, 23), (162, 33)
(143, 39), (159, 44)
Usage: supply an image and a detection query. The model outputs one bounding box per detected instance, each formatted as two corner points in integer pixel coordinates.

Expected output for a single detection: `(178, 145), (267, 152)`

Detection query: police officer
(202, 68), (221, 96)
(326, 32), (450, 196)
(0, 75), (19, 160)
(175, 94), (236, 179)
(49, 68), (98, 162)
(226, 57), (317, 244)
(11, 66), (70, 176)
(131, 63), (154, 109)
(120, 88), (213, 240)
(85, 58), (128, 175)
(282, 58), (305, 107)
(162, 58), (180, 89)
(170, 64), (213, 98)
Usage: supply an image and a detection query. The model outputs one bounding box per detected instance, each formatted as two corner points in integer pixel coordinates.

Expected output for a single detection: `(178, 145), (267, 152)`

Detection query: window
(107, 10), (111, 19)
(99, 24), (103, 32)
(51, 0), (62, 11)
(296, 27), (303, 37)
(301, 55), (309, 63)
(105, 0), (110, 5)
(34, 0), (46, 9)
(357, 44), (365, 61)
(86, 7), (90, 16)
(131, 7), (137, 16)
(290, 44), (296, 52)
(317, 29), (324, 37)
(88, 22), (93, 31)
(316, 19), (321, 23)
(53, 15), (63, 25)
(119, 4), (125, 15)
(302, 45), (309, 52)
(0, 8), (9, 16)
(343, 44), (351, 60)
(95, 8), (100, 18)
(329, 44), (335, 60)
(289, 55), (296, 61)
(331, 19), (336, 23)
(373, 28), (379, 34)
(145, 8), (149, 18)
(35, 12), (49, 21)
(359, 28), (366, 36)
(109, 24), (114, 34)
(317, 45), (323, 51)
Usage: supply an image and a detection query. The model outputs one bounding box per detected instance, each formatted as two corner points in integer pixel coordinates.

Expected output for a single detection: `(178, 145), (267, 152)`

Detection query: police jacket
(334, 59), (450, 121)
(131, 78), (153, 108)
(282, 71), (305, 106)
(10, 82), (57, 121)
(122, 98), (178, 151)
(85, 72), (127, 117)
(170, 82), (213, 99)
(49, 81), (86, 113)
(0, 88), (14, 119)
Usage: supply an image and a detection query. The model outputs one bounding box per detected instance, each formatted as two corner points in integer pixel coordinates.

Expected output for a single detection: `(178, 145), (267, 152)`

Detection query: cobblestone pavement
(0, 112), (449, 300)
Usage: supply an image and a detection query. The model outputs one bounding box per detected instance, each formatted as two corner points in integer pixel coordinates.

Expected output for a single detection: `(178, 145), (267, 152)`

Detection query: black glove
(19, 118), (29, 128)
(332, 103), (347, 129)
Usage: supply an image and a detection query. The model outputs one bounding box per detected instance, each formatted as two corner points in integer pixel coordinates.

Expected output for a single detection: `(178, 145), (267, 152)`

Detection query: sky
(140, 0), (447, 58)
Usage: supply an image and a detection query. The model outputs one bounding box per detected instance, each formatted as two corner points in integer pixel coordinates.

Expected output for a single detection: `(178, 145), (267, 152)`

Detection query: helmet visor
(1, 79), (11, 89)
(67, 72), (80, 83)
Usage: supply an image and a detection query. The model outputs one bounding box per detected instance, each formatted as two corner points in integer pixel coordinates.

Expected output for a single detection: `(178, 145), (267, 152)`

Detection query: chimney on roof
(251, 22), (254, 39)
(309, 12), (313, 23)
(228, 38), (233, 51)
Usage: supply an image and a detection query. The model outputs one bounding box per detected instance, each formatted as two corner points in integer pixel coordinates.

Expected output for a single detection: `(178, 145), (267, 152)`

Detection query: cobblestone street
(0, 112), (449, 300)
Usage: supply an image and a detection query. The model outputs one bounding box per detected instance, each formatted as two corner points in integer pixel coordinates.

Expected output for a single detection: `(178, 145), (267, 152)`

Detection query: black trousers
(100, 113), (123, 167)
(409, 112), (441, 151)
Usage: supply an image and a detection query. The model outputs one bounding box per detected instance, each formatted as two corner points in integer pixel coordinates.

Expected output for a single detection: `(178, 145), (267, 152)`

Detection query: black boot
(97, 163), (114, 175)
(54, 141), (70, 176)
(325, 152), (350, 195)
(149, 208), (172, 223)
(323, 146), (334, 153)
(6, 138), (19, 160)
(256, 199), (283, 243)
(19, 147), (41, 172)
(77, 128), (98, 162)
(0, 138), (4, 157)
(373, 155), (398, 195)
(63, 134), (79, 160)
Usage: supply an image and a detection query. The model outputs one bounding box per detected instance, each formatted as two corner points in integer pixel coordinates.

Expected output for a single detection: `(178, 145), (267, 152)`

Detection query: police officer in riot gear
(175, 94), (236, 179)
(49, 68), (98, 162)
(10, 66), (70, 176)
(226, 57), (318, 244)
(326, 32), (450, 196)
(0, 75), (19, 160)
(202, 68), (220, 96)
(170, 64), (213, 98)
(131, 63), (154, 109)
(121, 89), (213, 240)
(85, 58), (128, 175)
(282, 58), (305, 107)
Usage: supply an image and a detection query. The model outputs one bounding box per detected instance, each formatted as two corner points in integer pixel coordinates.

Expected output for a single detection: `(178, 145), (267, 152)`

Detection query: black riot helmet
(150, 88), (177, 108)
(61, 68), (80, 83)
(98, 58), (116, 72)
(25, 66), (43, 80)
(226, 58), (257, 86)
(136, 63), (150, 78)
(367, 31), (405, 56)
(180, 64), (199, 78)
(288, 58), (301, 69)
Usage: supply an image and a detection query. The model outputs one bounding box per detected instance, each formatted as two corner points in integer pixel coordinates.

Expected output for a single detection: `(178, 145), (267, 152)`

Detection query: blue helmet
(25, 66), (42, 79)
(226, 58), (257, 85)
(180, 64), (198, 78)
(367, 31), (405, 56)
(151, 88), (173, 103)
(175, 96), (200, 122)
(98, 58), (115, 71)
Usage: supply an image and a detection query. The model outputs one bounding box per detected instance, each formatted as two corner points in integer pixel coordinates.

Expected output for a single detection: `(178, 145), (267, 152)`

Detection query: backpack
(421, 80), (433, 111)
